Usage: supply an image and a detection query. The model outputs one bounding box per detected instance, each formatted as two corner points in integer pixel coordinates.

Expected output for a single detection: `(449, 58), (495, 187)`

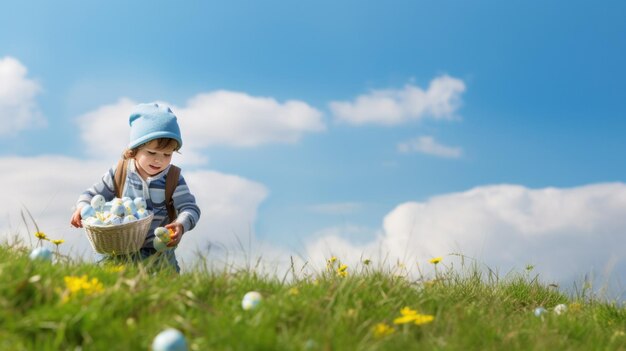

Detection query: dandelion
(429, 257), (442, 264)
(326, 256), (338, 270)
(569, 302), (583, 312)
(104, 264), (125, 273)
(363, 259), (371, 266)
(62, 275), (104, 303)
(337, 264), (348, 278)
(372, 323), (395, 339)
(393, 306), (435, 326)
(288, 287), (300, 296)
(35, 231), (48, 241)
(51, 239), (65, 246)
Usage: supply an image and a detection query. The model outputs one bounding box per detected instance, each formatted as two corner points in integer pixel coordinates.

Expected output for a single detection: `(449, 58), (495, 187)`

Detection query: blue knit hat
(128, 102), (182, 150)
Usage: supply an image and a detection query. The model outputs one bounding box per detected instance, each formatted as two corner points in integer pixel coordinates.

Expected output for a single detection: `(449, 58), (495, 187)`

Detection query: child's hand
(70, 208), (83, 228)
(165, 222), (184, 247)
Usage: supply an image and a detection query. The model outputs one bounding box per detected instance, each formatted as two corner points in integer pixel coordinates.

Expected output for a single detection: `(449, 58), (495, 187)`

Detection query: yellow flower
(337, 264), (348, 278)
(412, 314), (435, 325)
(393, 307), (434, 325)
(363, 259), (371, 266)
(372, 323), (395, 339)
(288, 287), (300, 296)
(62, 275), (104, 302)
(104, 264), (125, 273)
(429, 257), (442, 264)
(35, 231), (48, 240)
(569, 302), (583, 312)
(326, 256), (338, 270)
(51, 239), (65, 246)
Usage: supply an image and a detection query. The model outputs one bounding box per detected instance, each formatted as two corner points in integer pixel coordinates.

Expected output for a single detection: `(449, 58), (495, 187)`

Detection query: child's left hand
(165, 222), (184, 247)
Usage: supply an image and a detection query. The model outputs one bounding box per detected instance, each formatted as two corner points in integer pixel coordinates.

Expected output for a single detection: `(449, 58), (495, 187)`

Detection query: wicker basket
(83, 214), (153, 254)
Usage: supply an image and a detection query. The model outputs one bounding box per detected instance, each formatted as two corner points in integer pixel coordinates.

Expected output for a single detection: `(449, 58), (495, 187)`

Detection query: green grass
(1, 242), (625, 350)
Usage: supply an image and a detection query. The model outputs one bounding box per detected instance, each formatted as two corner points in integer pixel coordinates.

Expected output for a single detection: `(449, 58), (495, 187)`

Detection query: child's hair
(123, 138), (180, 159)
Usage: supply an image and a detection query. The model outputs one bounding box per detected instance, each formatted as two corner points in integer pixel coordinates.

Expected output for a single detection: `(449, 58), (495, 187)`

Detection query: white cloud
(76, 98), (136, 160)
(179, 91), (326, 148)
(304, 183), (626, 286)
(0, 56), (45, 135)
(0, 156), (268, 270)
(397, 135), (462, 158)
(76, 92), (326, 164)
(329, 75), (466, 125)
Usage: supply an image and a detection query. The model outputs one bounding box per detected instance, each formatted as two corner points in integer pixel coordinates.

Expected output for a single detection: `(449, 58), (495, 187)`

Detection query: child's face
(134, 140), (176, 179)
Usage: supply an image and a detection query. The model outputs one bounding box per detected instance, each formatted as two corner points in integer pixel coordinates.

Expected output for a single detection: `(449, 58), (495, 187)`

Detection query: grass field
(1, 238), (625, 350)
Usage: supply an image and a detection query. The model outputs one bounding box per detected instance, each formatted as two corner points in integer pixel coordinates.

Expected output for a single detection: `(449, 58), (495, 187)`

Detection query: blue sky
(1, 1), (626, 293)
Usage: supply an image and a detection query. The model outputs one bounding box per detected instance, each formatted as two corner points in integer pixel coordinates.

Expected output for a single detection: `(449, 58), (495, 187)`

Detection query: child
(70, 102), (201, 273)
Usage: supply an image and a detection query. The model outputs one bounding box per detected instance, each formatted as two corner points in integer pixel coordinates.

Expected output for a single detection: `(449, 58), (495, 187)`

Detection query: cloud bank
(304, 183), (626, 286)
(0, 56), (45, 135)
(329, 75), (466, 125)
(0, 156), (268, 268)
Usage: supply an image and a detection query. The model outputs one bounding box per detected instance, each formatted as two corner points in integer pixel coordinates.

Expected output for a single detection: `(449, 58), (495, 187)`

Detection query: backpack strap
(165, 165), (180, 223)
(114, 158), (129, 199)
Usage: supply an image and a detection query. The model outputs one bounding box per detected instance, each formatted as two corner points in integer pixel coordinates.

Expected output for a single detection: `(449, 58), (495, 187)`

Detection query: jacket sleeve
(76, 166), (117, 210)
(171, 173), (201, 233)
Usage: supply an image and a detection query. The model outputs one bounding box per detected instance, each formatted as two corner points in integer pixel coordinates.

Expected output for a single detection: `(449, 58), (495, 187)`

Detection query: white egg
(242, 291), (262, 311)
(111, 198), (124, 206)
(29, 247), (53, 262)
(90, 194), (106, 211)
(134, 197), (147, 210)
(123, 215), (137, 223)
(554, 304), (568, 315)
(152, 328), (188, 351)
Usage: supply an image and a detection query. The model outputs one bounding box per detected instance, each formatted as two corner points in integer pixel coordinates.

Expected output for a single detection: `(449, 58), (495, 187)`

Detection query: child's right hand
(70, 208), (83, 228)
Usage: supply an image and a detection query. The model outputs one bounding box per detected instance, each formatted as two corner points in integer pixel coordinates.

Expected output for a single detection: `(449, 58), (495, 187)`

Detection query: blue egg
(152, 328), (188, 351)
(108, 216), (123, 225)
(29, 247), (53, 262)
(123, 200), (137, 215)
(110, 204), (126, 217)
(80, 205), (96, 219)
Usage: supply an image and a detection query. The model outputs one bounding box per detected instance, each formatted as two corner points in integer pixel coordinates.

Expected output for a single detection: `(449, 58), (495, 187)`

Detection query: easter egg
(152, 328), (188, 351)
(110, 204), (126, 217)
(111, 198), (124, 206)
(91, 194), (106, 211)
(123, 200), (137, 215)
(80, 205), (96, 219)
(153, 237), (169, 252)
(134, 197), (147, 210)
(107, 216), (123, 226)
(29, 247), (53, 262)
(135, 208), (149, 219)
(154, 227), (172, 243)
(534, 307), (547, 317)
(553, 304), (567, 315)
(242, 291), (262, 311)
(123, 215), (137, 223)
